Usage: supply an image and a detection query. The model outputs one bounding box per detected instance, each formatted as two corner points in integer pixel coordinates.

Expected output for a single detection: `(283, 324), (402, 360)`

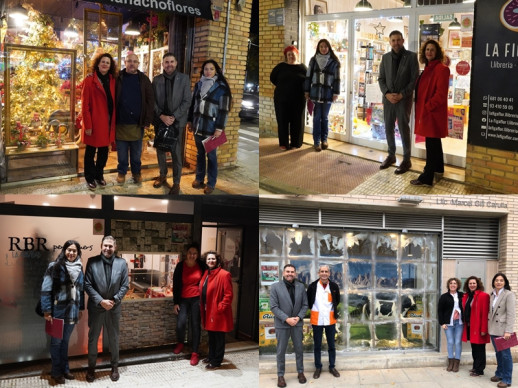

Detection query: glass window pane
(348, 323), (371, 349)
(401, 293), (421, 318)
(375, 323), (398, 349)
(287, 229), (315, 257)
(375, 262), (398, 288)
(402, 322), (424, 348)
(347, 232), (373, 259)
(260, 227), (284, 256)
(401, 234), (425, 260)
(424, 292), (438, 320)
(401, 263), (418, 288)
(318, 230), (345, 257)
(348, 293), (370, 321)
(373, 292), (397, 321)
(348, 260), (372, 288)
(376, 233), (398, 259)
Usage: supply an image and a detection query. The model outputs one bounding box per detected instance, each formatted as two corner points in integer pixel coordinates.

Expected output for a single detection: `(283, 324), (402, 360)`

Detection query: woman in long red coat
(411, 39), (450, 187)
(81, 53), (117, 190)
(462, 276), (490, 377)
(199, 251), (233, 370)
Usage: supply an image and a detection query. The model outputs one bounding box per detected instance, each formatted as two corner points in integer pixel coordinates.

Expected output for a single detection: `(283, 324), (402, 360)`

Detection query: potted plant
(35, 131), (49, 148)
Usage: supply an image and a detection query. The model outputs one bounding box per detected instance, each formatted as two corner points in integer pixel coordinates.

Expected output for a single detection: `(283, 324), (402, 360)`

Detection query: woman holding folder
(186, 59), (232, 195)
(40, 240), (85, 384)
(488, 273), (516, 388)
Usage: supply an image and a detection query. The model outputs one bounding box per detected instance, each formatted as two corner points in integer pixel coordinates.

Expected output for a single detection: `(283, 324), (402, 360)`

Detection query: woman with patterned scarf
(187, 59), (232, 194)
(40, 240), (85, 385)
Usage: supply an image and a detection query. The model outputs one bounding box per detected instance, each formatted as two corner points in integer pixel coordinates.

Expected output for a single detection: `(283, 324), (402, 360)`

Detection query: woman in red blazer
(81, 53), (117, 190)
(199, 251), (233, 369)
(411, 39), (450, 187)
(461, 276), (490, 377)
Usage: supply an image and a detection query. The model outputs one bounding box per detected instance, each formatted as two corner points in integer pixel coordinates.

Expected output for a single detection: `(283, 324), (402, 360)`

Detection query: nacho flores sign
(94, 0), (213, 20)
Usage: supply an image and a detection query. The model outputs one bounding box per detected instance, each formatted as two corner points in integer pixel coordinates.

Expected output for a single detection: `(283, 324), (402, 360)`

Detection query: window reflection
(376, 234), (397, 259)
(287, 229), (314, 256)
(346, 232), (372, 259)
(318, 230), (344, 257)
(375, 262), (397, 288)
(260, 227), (284, 256)
(402, 235), (424, 259)
(291, 260), (313, 285)
(348, 261), (372, 288)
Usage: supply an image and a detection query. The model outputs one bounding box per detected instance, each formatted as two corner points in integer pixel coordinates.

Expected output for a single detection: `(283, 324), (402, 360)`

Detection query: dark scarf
(100, 254), (113, 287)
(283, 278), (295, 305)
(163, 70), (177, 115)
(391, 48), (405, 81)
(96, 69), (114, 124)
(464, 291), (474, 340)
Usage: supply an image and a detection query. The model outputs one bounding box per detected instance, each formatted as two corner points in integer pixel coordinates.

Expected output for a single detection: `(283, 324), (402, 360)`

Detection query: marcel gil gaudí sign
(468, 0), (518, 152)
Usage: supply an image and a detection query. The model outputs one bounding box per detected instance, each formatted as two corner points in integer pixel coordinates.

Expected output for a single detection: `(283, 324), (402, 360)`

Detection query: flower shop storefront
(0, 0), (211, 183)
(258, 195), (510, 365)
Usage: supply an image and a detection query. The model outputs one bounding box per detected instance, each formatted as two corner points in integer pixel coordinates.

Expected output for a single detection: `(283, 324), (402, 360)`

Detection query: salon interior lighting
(448, 18), (461, 30)
(354, 0), (373, 12)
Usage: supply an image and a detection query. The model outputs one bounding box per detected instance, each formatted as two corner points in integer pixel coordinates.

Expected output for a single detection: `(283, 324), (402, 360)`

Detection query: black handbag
(153, 122), (179, 151)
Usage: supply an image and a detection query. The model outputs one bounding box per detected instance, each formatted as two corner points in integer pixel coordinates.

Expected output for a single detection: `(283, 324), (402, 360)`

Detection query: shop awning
(93, 0), (213, 20)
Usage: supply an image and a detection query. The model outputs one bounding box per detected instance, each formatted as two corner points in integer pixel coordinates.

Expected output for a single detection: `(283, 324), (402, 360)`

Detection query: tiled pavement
(259, 136), (498, 195)
(0, 349), (258, 388)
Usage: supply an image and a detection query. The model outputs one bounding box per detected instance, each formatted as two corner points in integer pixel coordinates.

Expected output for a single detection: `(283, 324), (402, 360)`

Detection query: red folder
(494, 332), (518, 352)
(202, 131), (227, 153)
(45, 318), (64, 339)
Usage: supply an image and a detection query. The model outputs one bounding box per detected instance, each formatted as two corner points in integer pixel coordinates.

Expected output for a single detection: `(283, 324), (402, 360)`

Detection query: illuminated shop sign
(94, 0), (213, 20)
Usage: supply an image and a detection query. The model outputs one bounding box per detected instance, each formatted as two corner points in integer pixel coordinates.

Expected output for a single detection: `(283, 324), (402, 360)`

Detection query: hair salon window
(259, 227), (439, 353)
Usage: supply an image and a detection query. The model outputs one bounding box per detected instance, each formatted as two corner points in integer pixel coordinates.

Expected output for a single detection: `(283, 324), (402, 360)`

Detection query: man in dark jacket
(152, 53), (191, 195)
(306, 265), (341, 379)
(84, 236), (129, 383)
(115, 53), (154, 185)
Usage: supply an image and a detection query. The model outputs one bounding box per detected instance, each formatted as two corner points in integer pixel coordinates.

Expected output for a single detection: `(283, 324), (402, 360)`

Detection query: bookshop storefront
(258, 195), (517, 366)
(0, 195), (258, 365)
(302, 0), (475, 167)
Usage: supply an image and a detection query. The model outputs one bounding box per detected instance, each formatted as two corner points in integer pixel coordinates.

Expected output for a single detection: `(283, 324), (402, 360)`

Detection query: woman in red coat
(411, 39), (450, 187)
(199, 251), (233, 370)
(81, 53), (117, 190)
(462, 276), (490, 377)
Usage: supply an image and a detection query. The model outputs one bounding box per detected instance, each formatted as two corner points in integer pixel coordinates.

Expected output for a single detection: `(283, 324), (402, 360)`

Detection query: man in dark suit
(84, 235), (129, 382)
(378, 30), (419, 174)
(152, 53), (192, 195)
(270, 264), (308, 387)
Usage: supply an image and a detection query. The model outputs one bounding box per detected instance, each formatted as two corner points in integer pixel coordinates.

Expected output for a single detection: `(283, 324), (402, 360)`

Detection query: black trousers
(471, 342), (486, 374)
(84, 145), (109, 183)
(418, 137), (444, 185)
(274, 96), (305, 148)
(208, 331), (226, 366)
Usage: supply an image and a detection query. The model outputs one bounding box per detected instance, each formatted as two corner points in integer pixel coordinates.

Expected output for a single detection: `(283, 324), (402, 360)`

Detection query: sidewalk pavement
(259, 135), (497, 195)
(0, 345), (258, 388)
(260, 361), (517, 388)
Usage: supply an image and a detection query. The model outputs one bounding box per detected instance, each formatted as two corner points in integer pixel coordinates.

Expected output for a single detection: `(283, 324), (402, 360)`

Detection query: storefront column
(185, 0), (253, 169)
(259, 0), (300, 138)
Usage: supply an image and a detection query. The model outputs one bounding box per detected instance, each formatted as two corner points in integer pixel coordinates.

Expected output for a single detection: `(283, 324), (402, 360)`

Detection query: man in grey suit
(270, 264), (308, 387)
(152, 53), (192, 195)
(84, 235), (129, 383)
(378, 30), (419, 174)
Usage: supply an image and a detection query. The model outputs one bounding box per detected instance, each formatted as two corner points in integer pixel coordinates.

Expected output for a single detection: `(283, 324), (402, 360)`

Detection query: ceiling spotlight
(448, 17), (461, 30)
(124, 22), (140, 36)
(9, 3), (29, 21)
(354, 0), (373, 12)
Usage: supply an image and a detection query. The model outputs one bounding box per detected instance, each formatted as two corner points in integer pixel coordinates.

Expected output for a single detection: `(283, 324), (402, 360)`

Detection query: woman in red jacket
(199, 251), (233, 370)
(81, 53), (117, 190)
(410, 39), (450, 187)
(462, 276), (490, 377)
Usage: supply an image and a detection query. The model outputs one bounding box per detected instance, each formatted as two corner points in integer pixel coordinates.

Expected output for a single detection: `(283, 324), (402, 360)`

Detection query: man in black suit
(270, 264), (308, 387)
(378, 30), (419, 174)
(84, 235), (129, 382)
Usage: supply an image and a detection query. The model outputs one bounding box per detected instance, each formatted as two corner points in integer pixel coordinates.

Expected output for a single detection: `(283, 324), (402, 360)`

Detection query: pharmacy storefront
(302, 0), (475, 167)
(258, 195), (517, 366)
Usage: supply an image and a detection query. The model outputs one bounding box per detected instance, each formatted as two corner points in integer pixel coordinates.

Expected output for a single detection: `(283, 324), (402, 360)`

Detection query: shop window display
(304, 0), (406, 15)
(259, 226), (439, 354)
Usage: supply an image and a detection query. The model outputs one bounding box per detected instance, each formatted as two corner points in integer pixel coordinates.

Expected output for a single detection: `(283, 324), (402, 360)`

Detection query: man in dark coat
(84, 235), (129, 382)
(115, 53), (154, 185)
(378, 30), (419, 174)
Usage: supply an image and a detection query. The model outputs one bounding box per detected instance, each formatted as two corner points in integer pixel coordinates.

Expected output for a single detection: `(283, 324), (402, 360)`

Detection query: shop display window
(305, 19), (348, 138)
(121, 252), (178, 299)
(259, 227), (439, 353)
(351, 16), (409, 148)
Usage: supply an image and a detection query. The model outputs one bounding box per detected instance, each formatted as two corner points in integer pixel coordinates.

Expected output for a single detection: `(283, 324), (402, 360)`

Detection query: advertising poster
(468, 0), (518, 151)
(260, 261), (279, 286)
